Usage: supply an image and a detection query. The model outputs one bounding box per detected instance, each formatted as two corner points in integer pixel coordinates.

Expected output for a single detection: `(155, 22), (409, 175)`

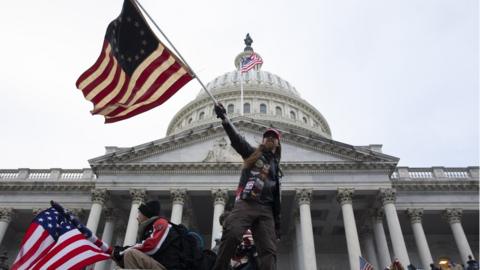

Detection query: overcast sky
(0, 0), (478, 169)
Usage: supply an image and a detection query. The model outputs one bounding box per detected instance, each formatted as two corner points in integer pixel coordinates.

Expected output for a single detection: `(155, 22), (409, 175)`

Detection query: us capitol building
(0, 38), (478, 270)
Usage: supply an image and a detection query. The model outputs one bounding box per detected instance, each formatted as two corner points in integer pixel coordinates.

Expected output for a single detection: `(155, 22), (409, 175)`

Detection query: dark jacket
(135, 217), (185, 269)
(221, 119), (282, 235)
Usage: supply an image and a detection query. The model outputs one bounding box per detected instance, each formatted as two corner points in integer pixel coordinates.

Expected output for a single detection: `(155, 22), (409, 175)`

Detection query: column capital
(379, 188), (396, 205)
(406, 208), (424, 224)
(129, 189), (146, 203)
(211, 189), (229, 205)
(296, 189), (313, 206)
(170, 189), (187, 205)
(336, 188), (354, 205)
(443, 208), (462, 224)
(0, 208), (13, 222)
(91, 189), (109, 205)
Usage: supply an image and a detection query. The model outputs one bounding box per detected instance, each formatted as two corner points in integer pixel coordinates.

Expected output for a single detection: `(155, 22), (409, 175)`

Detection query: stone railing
(391, 167), (479, 181)
(0, 168), (95, 181)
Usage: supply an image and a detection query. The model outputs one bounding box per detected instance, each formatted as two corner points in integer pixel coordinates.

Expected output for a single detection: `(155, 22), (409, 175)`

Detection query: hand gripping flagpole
(132, 0), (218, 106)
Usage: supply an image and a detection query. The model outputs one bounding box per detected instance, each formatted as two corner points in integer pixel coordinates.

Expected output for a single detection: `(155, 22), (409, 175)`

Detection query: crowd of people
(380, 256), (479, 270)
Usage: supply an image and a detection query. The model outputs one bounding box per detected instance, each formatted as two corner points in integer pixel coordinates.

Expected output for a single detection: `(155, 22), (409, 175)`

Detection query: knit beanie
(138, 200), (161, 218)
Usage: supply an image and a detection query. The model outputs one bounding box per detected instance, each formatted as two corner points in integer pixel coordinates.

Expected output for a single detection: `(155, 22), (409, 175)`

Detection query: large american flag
(360, 256), (374, 270)
(240, 52), (263, 73)
(12, 207), (110, 270)
(76, 0), (193, 123)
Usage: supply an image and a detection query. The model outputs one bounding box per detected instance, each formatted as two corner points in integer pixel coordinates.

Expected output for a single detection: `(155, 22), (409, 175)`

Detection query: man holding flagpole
(213, 101), (282, 270)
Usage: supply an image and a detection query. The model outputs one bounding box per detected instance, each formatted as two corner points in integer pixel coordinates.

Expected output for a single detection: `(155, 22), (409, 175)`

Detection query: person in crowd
(111, 200), (167, 269)
(212, 103), (283, 270)
(407, 263), (417, 270)
(390, 258), (405, 270)
(467, 255), (479, 270)
(430, 263), (441, 270)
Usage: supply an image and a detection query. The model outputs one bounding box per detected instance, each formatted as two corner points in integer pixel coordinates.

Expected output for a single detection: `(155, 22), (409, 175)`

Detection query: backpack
(158, 222), (216, 270)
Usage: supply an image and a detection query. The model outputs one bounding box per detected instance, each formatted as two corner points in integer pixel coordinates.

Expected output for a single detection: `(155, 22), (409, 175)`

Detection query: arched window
(198, 111), (205, 120)
(290, 111), (296, 120)
(275, 106), (282, 116)
(227, 104), (234, 114)
(303, 117), (308, 124)
(188, 118), (192, 124)
(260, 103), (267, 114)
(243, 103), (250, 114)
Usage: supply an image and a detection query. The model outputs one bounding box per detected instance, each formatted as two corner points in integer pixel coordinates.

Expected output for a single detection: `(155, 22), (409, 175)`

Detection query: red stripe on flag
(11, 228), (50, 269)
(76, 41), (109, 88)
(135, 62), (182, 105)
(47, 245), (107, 270)
(81, 53), (115, 97)
(30, 233), (85, 270)
(89, 62), (122, 104)
(70, 254), (110, 270)
(122, 48), (172, 106)
(105, 73), (193, 123)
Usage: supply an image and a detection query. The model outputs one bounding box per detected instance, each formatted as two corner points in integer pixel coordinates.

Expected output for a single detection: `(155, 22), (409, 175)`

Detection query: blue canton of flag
(360, 256), (374, 270)
(12, 207), (109, 270)
(240, 52), (263, 73)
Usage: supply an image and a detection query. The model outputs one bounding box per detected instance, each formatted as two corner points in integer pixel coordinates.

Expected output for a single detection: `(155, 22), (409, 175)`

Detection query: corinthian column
(443, 208), (474, 265)
(170, 189), (187, 225)
(371, 208), (391, 269)
(123, 189), (145, 246)
(0, 208), (12, 245)
(296, 189), (317, 270)
(407, 208), (433, 270)
(380, 188), (410, 266)
(337, 188), (361, 270)
(86, 189), (109, 234)
(211, 189), (228, 247)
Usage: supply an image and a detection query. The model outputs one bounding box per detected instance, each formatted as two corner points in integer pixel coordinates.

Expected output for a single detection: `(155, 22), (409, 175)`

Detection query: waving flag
(360, 256), (374, 270)
(12, 206), (110, 270)
(240, 52), (263, 73)
(76, 0), (193, 123)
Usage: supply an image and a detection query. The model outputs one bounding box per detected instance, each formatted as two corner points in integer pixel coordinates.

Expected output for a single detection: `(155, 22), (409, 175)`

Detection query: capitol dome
(167, 35), (331, 138)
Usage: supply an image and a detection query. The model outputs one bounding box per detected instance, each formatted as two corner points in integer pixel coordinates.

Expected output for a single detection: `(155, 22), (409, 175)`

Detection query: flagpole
(239, 63), (244, 116)
(132, 0), (218, 105)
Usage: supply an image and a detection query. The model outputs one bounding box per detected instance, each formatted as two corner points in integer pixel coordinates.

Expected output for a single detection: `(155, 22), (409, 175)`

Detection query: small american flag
(360, 256), (374, 270)
(240, 52), (263, 73)
(76, 0), (193, 123)
(12, 207), (110, 270)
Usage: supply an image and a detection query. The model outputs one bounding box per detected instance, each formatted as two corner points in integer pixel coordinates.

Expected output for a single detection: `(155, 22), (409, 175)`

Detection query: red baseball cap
(263, 128), (281, 140)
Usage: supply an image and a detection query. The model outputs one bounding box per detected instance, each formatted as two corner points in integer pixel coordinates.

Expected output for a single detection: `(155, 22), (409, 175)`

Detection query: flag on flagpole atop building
(76, 0), (194, 123)
(12, 206), (110, 270)
(360, 256), (375, 270)
(240, 52), (263, 73)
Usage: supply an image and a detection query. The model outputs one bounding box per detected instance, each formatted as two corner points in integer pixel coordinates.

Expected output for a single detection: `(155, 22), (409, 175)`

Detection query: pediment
(89, 120), (399, 170)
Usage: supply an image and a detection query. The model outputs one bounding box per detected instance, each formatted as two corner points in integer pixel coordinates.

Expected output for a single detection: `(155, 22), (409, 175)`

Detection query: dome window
(227, 104), (234, 114)
(198, 111), (205, 120)
(243, 103), (251, 114)
(303, 117), (308, 124)
(290, 111), (296, 120)
(260, 103), (267, 114)
(275, 106), (282, 116)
